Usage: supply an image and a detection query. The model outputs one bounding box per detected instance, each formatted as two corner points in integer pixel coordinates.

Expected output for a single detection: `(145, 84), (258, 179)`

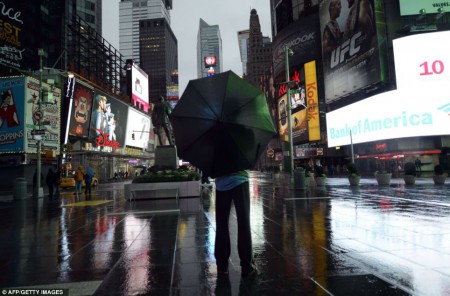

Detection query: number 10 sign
(393, 31), (450, 91)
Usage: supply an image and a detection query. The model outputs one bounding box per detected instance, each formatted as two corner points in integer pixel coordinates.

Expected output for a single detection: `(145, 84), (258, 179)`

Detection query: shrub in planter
(433, 165), (446, 185)
(404, 162), (416, 176)
(132, 167), (200, 183)
(403, 162), (416, 185)
(434, 165), (444, 175)
(374, 171), (392, 185)
(347, 163), (361, 186)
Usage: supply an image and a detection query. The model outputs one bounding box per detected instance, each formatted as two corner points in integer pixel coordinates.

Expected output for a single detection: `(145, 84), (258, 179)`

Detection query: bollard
(294, 168), (306, 190)
(13, 178), (28, 200)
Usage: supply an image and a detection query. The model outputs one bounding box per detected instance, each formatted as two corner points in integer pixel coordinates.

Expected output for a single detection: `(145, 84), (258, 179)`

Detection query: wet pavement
(0, 173), (449, 295)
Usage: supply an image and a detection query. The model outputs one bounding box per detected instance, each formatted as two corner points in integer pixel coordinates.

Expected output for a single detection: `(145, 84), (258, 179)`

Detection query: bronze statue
(151, 96), (174, 146)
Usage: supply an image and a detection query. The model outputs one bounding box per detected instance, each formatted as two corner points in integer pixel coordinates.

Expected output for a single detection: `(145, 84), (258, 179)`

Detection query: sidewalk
(0, 174), (449, 295)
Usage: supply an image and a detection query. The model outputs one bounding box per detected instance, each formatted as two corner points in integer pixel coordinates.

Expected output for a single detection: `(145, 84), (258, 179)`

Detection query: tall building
(237, 30), (250, 75)
(197, 19), (223, 78)
(76, 0), (102, 33)
(245, 9), (273, 87)
(119, 0), (172, 64)
(139, 18), (178, 101)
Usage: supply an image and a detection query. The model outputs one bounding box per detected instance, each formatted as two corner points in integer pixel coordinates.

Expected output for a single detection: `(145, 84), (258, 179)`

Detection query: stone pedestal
(155, 145), (178, 169)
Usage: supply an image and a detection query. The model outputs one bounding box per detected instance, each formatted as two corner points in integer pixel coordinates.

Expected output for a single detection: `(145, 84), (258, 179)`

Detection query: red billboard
(204, 56), (217, 68)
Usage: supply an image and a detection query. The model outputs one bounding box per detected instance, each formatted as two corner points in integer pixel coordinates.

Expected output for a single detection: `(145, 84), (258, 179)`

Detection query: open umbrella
(169, 71), (276, 178)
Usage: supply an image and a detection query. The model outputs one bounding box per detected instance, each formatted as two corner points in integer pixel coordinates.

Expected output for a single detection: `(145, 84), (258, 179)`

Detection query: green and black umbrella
(169, 71), (276, 178)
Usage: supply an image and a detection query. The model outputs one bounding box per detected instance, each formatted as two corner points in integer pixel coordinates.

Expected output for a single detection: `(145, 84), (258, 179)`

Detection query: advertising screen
(319, 0), (382, 103)
(204, 56), (217, 68)
(131, 64), (149, 112)
(278, 92), (308, 144)
(68, 81), (93, 138)
(25, 78), (61, 153)
(393, 31), (450, 91)
(0, 1), (32, 71)
(326, 88), (450, 147)
(125, 108), (151, 150)
(327, 31), (450, 147)
(89, 91), (129, 149)
(0, 77), (25, 152)
(399, 0), (446, 16)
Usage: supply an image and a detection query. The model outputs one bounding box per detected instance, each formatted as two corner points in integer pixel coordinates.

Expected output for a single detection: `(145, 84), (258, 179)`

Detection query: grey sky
(102, 0), (271, 95)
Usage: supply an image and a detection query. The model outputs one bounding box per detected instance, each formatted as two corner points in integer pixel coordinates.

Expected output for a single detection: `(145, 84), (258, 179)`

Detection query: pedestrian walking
(74, 165), (85, 195)
(214, 170), (257, 278)
(84, 169), (94, 199)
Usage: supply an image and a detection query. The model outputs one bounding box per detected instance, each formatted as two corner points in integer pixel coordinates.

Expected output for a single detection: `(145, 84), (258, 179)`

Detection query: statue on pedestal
(152, 96), (174, 146)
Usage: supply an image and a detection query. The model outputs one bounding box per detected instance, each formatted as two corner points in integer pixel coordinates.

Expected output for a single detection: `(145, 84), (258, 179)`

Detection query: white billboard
(399, 0), (447, 16)
(125, 107), (151, 150)
(327, 31), (450, 147)
(394, 31), (450, 90)
(326, 88), (450, 147)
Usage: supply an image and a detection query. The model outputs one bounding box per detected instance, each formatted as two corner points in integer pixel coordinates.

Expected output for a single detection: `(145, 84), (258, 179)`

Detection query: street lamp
(34, 48), (45, 198)
(285, 46), (294, 176)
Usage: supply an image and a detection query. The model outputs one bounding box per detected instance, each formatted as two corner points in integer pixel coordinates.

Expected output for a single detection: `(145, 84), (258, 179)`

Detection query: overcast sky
(102, 0), (271, 95)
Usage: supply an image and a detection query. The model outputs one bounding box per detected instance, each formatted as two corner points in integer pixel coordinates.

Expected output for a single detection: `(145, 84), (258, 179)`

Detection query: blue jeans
(75, 180), (83, 194)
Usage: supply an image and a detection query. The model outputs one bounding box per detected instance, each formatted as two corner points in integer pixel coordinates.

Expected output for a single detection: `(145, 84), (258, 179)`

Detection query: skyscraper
(245, 9), (273, 87)
(77, 0), (102, 33)
(237, 30), (250, 76)
(197, 19), (223, 78)
(139, 18), (178, 101)
(119, 0), (172, 64)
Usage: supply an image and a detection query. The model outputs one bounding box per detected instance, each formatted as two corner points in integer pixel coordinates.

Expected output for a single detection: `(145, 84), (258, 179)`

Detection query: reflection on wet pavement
(0, 175), (449, 295)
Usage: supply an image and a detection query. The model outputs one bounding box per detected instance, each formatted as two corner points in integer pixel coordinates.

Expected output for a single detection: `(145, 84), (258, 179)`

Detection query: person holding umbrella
(214, 170), (256, 277)
(169, 71), (277, 278)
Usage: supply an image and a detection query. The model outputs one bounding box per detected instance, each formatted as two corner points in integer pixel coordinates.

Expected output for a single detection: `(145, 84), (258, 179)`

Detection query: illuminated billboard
(304, 61), (320, 141)
(89, 91), (129, 149)
(319, 0), (383, 103)
(0, 77), (26, 152)
(393, 31), (450, 91)
(130, 63), (149, 112)
(326, 88), (450, 147)
(327, 31), (450, 147)
(204, 56), (217, 68)
(125, 108), (151, 150)
(67, 81), (93, 138)
(278, 93), (308, 144)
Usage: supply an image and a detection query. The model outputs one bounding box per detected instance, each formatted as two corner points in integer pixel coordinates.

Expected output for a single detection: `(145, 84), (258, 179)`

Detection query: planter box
(433, 175), (447, 185)
(124, 181), (200, 200)
(348, 175), (361, 186)
(375, 173), (392, 185)
(403, 175), (416, 185)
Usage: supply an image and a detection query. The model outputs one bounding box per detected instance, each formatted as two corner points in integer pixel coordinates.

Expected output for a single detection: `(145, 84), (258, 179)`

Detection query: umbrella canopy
(169, 70), (276, 178)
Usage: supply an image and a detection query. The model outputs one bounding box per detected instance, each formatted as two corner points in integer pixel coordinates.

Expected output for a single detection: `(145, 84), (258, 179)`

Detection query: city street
(0, 172), (449, 295)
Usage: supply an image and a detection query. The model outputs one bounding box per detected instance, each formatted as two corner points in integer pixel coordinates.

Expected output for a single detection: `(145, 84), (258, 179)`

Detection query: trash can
(13, 178), (28, 200)
(294, 168), (306, 190)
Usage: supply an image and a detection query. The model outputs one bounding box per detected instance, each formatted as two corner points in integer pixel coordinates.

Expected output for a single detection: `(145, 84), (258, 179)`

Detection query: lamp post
(34, 48), (45, 198)
(285, 45), (294, 176)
